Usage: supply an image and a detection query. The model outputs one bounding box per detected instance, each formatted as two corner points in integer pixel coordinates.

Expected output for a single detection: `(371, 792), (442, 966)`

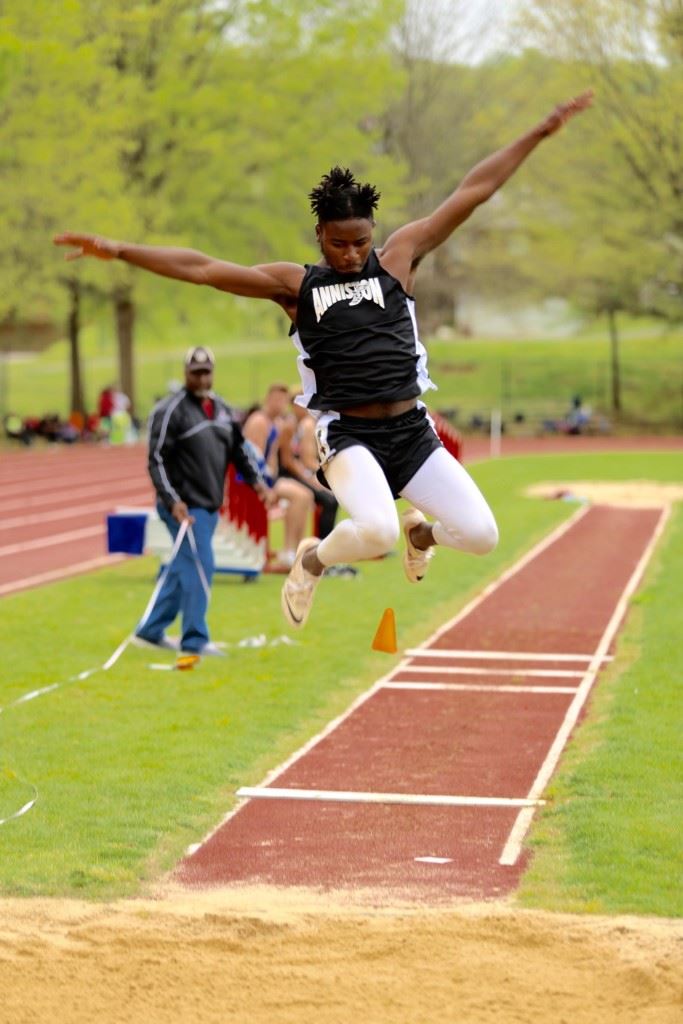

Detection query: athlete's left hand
(541, 89), (594, 136)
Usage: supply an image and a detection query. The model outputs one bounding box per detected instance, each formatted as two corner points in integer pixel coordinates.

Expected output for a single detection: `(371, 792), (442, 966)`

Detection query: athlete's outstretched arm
(52, 233), (303, 304)
(383, 90), (594, 269)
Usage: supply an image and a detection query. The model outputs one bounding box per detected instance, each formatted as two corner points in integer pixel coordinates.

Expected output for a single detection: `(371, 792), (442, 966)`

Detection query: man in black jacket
(137, 346), (267, 655)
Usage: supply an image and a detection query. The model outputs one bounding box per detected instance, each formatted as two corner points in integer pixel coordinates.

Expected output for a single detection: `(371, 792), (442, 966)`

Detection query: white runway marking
(381, 682), (579, 695)
(396, 666), (585, 678)
(237, 786), (545, 808)
(405, 649), (613, 663)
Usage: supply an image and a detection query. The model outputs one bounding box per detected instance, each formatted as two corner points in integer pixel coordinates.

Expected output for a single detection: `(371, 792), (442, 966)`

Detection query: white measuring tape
(0, 518), (210, 827)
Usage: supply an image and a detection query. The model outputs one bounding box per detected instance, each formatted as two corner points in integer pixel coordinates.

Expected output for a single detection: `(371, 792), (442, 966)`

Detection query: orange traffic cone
(371, 607), (397, 654)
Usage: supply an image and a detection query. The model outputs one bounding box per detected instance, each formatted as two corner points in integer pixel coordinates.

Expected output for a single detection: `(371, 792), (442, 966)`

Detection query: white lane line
(0, 555), (126, 595)
(237, 787), (545, 808)
(0, 525), (103, 557)
(3, 473), (147, 506)
(415, 856), (453, 864)
(405, 649), (613, 663)
(396, 666), (585, 679)
(381, 682), (579, 695)
(1, 493), (151, 531)
(4, 480), (151, 515)
(499, 505), (670, 867)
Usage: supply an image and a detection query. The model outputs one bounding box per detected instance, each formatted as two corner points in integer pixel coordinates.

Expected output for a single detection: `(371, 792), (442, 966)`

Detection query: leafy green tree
(516, 0), (682, 317)
(510, 0), (682, 413)
(381, 1), (517, 332)
(3, 0), (406, 415)
(79, 0), (407, 409)
(0, 0), (132, 413)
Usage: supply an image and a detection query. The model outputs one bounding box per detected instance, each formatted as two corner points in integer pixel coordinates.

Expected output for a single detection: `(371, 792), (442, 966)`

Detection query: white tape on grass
(0, 520), (200, 829)
(0, 790), (38, 827)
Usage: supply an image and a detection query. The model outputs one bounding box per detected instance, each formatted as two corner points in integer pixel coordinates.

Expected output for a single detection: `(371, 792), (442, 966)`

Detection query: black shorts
(316, 405), (442, 498)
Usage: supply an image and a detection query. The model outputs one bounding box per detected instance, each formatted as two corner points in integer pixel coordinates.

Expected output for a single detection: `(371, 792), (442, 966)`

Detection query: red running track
(1, 434), (678, 596)
(176, 503), (667, 900)
(0, 444), (153, 596)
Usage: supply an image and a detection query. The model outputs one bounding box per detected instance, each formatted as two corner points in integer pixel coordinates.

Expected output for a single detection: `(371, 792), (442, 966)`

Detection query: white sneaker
(280, 538), (322, 628)
(133, 634), (180, 652)
(401, 508), (434, 583)
(197, 642), (226, 658)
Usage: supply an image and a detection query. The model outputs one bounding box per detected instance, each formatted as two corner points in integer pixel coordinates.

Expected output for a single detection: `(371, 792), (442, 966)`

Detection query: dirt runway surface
(1, 889), (681, 1024)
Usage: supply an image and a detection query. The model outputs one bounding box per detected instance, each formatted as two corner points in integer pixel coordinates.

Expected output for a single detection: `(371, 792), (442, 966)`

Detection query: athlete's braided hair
(309, 166), (381, 222)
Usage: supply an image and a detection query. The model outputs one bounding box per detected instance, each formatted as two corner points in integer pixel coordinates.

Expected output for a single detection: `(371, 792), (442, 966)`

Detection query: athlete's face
(316, 217), (374, 275)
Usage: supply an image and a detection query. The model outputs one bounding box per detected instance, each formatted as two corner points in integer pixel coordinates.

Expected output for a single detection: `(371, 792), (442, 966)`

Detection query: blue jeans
(138, 504), (218, 652)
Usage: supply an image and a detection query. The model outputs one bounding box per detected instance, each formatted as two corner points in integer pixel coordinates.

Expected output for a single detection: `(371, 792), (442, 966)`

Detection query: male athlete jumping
(55, 90), (593, 628)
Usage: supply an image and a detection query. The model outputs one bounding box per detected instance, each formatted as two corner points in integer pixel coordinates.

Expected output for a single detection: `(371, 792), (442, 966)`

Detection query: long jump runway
(177, 503), (667, 900)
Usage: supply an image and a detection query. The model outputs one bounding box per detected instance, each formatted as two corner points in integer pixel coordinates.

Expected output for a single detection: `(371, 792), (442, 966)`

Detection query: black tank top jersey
(290, 249), (435, 412)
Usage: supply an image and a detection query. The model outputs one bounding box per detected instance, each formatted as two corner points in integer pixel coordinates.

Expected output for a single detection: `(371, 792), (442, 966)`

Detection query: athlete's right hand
(53, 232), (120, 261)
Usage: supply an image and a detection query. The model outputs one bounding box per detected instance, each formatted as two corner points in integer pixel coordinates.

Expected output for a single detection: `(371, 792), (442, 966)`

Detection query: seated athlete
(53, 89), (594, 628)
(278, 393), (339, 541)
(242, 383), (313, 569)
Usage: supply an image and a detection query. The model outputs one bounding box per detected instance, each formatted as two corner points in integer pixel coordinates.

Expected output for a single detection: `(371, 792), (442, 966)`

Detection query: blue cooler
(106, 513), (148, 555)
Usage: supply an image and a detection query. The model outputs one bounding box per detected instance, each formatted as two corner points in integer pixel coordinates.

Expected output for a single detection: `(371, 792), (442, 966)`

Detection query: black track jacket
(147, 388), (260, 512)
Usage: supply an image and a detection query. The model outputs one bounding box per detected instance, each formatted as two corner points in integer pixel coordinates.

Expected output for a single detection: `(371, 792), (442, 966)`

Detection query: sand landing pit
(0, 889), (682, 1024)
(526, 480), (683, 508)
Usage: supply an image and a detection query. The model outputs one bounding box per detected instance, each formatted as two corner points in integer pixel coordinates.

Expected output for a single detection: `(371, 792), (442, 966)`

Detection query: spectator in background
(279, 394), (339, 540)
(3, 413), (33, 446)
(565, 395), (592, 434)
(109, 389), (137, 445)
(97, 385), (115, 420)
(97, 384), (115, 439)
(137, 346), (269, 656)
(242, 384), (314, 569)
(37, 413), (79, 444)
(543, 395), (593, 436)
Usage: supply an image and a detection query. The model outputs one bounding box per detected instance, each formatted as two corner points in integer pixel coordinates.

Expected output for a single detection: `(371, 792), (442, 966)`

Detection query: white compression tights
(316, 444), (498, 567)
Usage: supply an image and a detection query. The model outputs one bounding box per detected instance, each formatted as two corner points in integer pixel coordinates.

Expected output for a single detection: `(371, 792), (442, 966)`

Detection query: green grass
(0, 451), (681, 912)
(3, 315), (683, 430)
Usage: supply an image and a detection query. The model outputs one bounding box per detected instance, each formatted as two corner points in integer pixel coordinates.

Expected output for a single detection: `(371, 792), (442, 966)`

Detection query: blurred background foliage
(0, 0), (681, 424)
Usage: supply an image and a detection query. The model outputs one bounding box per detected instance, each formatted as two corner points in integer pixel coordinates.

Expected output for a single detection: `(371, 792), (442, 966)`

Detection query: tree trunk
(67, 279), (85, 416)
(607, 307), (621, 414)
(114, 288), (135, 414)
